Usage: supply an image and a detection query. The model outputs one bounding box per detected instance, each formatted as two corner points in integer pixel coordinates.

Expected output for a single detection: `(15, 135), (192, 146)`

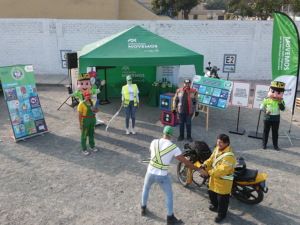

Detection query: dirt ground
(0, 84), (300, 225)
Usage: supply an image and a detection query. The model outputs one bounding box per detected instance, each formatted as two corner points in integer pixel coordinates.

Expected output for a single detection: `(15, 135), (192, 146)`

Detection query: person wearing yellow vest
(78, 90), (99, 155)
(141, 126), (207, 224)
(121, 75), (139, 134)
(201, 134), (236, 223)
(260, 81), (285, 151)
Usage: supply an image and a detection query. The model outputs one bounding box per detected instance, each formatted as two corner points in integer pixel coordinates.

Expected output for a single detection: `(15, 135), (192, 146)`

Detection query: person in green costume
(70, 73), (105, 125)
(78, 90), (99, 155)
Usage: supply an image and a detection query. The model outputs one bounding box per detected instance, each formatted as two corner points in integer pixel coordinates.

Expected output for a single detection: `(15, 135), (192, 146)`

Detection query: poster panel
(156, 66), (180, 87)
(0, 65), (49, 141)
(192, 75), (233, 110)
(231, 81), (251, 107)
(252, 84), (270, 109)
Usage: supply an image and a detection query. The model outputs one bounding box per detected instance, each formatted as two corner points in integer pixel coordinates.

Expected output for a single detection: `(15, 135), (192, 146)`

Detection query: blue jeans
(179, 113), (192, 136)
(124, 101), (137, 129)
(142, 172), (173, 216)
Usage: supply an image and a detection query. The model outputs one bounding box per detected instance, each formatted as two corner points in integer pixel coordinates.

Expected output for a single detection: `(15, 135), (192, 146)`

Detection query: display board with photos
(192, 75), (233, 110)
(252, 84), (270, 109)
(0, 65), (48, 141)
(231, 81), (251, 108)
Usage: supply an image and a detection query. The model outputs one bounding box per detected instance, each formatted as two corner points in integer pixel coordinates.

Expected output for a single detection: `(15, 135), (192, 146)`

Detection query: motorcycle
(177, 144), (268, 205)
(204, 62), (220, 79)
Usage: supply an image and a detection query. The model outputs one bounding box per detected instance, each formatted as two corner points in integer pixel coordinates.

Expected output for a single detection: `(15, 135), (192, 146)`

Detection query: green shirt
(260, 97), (285, 121)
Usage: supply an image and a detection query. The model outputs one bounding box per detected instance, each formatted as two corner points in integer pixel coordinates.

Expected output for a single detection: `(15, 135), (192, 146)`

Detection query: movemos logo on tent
(128, 38), (158, 50)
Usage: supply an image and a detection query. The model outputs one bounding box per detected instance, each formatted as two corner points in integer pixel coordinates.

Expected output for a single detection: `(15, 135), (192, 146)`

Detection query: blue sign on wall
(60, 50), (72, 69)
(223, 54), (237, 73)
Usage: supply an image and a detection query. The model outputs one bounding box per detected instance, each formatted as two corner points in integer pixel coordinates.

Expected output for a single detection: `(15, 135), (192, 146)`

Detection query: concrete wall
(0, 18), (300, 80)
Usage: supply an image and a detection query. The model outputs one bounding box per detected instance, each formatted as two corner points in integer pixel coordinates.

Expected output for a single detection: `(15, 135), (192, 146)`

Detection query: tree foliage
(227, 0), (300, 20)
(205, 0), (227, 10)
(150, 0), (202, 20)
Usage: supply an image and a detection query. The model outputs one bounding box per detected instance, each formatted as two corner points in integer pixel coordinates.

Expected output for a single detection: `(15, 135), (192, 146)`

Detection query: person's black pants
(208, 190), (230, 218)
(263, 120), (280, 147)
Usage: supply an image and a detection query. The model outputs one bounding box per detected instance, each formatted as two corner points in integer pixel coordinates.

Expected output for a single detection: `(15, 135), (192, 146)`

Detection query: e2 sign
(223, 54), (237, 73)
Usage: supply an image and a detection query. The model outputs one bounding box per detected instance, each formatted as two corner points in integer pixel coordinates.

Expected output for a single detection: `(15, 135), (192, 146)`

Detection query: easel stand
(95, 66), (116, 105)
(229, 106), (245, 135)
(57, 69), (79, 110)
(248, 110), (263, 139)
(198, 104), (209, 131)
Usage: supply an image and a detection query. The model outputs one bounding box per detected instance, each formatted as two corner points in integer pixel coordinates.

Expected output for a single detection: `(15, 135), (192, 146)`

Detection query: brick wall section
(0, 18), (299, 80)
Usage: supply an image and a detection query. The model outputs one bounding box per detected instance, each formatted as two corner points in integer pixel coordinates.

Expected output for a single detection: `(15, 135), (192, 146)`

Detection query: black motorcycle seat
(233, 169), (258, 182)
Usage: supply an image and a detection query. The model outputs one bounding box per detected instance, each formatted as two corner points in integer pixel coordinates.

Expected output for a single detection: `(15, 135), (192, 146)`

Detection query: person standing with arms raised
(172, 78), (199, 142)
(121, 75), (140, 135)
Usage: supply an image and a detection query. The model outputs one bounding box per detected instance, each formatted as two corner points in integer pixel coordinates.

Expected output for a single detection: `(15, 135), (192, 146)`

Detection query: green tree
(205, 0), (227, 10)
(150, 0), (202, 20)
(226, 0), (299, 20)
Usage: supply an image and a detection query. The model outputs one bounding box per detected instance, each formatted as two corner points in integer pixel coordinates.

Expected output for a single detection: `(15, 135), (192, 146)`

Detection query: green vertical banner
(0, 65), (49, 141)
(272, 12), (299, 111)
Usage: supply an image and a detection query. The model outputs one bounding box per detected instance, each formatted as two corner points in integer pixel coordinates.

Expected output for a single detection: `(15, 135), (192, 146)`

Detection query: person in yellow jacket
(121, 75), (140, 135)
(201, 134), (236, 223)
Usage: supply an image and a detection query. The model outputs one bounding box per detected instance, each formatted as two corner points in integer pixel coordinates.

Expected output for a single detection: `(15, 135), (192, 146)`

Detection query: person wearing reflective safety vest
(121, 75), (140, 135)
(141, 126), (207, 224)
(260, 81), (285, 151)
(202, 134), (236, 224)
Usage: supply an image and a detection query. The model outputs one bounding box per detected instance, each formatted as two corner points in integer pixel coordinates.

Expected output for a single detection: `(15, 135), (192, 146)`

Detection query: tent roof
(79, 25), (203, 74)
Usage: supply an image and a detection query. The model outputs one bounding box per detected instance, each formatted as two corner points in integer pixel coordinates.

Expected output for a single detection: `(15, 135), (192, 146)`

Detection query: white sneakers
(126, 128), (136, 134)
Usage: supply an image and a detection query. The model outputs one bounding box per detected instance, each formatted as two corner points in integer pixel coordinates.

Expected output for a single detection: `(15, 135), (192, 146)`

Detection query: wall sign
(223, 54), (237, 73)
(60, 50), (72, 69)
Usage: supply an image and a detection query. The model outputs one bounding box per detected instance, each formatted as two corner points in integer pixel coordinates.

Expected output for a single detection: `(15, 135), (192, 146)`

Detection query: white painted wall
(0, 18), (299, 80)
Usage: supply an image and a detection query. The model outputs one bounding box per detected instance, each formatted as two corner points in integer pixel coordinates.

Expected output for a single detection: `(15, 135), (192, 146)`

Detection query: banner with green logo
(272, 12), (299, 111)
(0, 65), (48, 141)
(192, 75), (233, 110)
(97, 66), (156, 98)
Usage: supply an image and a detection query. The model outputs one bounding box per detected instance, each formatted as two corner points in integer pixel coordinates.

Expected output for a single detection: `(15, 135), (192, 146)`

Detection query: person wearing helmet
(201, 134), (236, 223)
(260, 81), (285, 151)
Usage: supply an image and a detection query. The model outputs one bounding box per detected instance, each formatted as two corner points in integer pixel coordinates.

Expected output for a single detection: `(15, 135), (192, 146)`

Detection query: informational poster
(252, 84), (270, 109)
(156, 66), (180, 87)
(192, 75), (233, 110)
(0, 65), (49, 141)
(231, 82), (251, 107)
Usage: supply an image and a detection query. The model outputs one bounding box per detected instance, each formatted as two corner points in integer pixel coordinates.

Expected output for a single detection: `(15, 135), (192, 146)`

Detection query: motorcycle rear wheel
(177, 161), (189, 187)
(232, 184), (264, 204)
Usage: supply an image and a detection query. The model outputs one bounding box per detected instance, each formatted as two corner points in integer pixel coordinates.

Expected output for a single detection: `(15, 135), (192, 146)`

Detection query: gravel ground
(0, 84), (300, 225)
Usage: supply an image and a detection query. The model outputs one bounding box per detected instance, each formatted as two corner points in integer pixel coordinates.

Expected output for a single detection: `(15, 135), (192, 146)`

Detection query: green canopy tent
(79, 25), (204, 99)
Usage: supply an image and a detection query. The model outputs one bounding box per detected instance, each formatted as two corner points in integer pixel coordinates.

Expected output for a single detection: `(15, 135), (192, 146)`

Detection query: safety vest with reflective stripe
(149, 139), (177, 170)
(122, 84), (137, 107)
(260, 97), (285, 115)
(212, 152), (235, 181)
